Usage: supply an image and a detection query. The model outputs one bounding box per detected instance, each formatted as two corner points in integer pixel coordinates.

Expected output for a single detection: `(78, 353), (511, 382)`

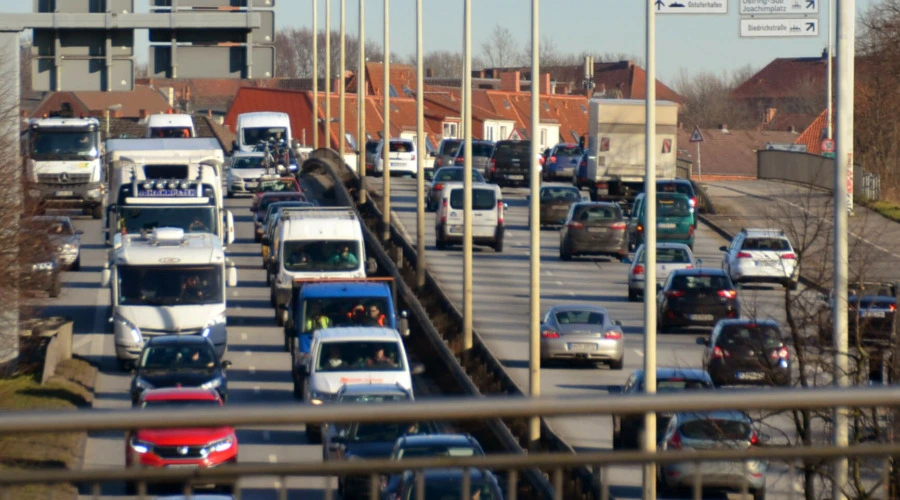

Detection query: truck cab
(25, 117), (105, 218)
(100, 227), (238, 370)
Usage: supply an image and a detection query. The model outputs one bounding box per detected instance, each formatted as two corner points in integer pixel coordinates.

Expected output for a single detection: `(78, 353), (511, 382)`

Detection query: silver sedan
(540, 304), (624, 369)
(32, 215), (83, 271)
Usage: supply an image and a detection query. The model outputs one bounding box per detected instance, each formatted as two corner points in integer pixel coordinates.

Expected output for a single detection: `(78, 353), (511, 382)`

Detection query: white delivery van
(146, 113), (196, 138)
(234, 112), (292, 153)
(372, 138), (418, 176)
(435, 182), (505, 252)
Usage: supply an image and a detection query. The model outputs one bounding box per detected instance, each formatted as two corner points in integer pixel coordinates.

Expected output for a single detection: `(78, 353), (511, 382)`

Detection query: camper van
(234, 112), (293, 153)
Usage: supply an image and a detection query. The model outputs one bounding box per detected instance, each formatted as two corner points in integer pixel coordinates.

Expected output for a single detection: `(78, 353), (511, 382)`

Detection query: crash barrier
(757, 150), (880, 201)
(305, 148), (602, 498)
(302, 149), (557, 499)
(18, 316), (73, 384)
(0, 387), (898, 499)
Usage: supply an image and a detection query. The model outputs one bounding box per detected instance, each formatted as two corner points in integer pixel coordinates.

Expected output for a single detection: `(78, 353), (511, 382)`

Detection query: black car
(656, 268), (740, 332)
(612, 367), (715, 449)
(821, 282), (897, 347)
(22, 233), (62, 298)
(130, 336), (231, 406)
(487, 140), (532, 187)
(382, 433), (485, 499)
(699, 318), (791, 387)
(393, 468), (504, 500)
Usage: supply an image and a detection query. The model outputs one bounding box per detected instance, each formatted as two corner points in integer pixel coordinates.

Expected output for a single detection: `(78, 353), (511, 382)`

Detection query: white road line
(248, 366), (256, 374)
(262, 430), (270, 441)
(634, 349), (644, 357)
(568, 291), (576, 296)
(254, 386), (261, 394)
(544, 270), (553, 276)
(555, 280), (563, 286)
(268, 454), (278, 463)
(233, 290), (240, 297)
(241, 333), (248, 340)
(273, 480), (282, 489)
(235, 305), (242, 310)
(245, 350), (252, 356)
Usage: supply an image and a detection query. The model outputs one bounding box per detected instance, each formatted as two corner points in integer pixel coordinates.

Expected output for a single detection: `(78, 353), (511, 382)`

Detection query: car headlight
(32, 261), (54, 271)
(202, 312), (227, 337)
(115, 315), (142, 343)
(309, 391), (331, 406)
(62, 243), (77, 251)
(134, 378), (154, 391)
(206, 436), (234, 453)
(201, 377), (224, 390)
(129, 438), (152, 454)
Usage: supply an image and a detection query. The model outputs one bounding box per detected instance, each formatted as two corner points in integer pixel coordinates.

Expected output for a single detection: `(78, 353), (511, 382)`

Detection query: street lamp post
(312, 0), (318, 148)
(325, 0), (331, 150)
(462, 0), (473, 350)
(339, 0), (346, 163)
(415, 0), (426, 289)
(527, 0), (541, 451)
(381, 0), (391, 241)
(358, 0), (367, 203)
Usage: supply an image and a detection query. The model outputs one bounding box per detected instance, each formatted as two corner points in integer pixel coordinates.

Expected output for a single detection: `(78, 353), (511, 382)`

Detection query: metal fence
(1, 386), (898, 499)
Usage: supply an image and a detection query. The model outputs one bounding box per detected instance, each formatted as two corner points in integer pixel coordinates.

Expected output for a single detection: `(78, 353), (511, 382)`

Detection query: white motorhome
(106, 138), (225, 176)
(234, 112), (293, 153)
(146, 113), (196, 138)
(100, 227), (238, 370)
(269, 207), (375, 326)
(24, 117), (105, 218)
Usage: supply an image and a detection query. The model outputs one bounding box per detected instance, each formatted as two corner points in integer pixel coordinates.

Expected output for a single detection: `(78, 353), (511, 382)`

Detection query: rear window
(554, 145), (582, 156)
(472, 143), (495, 157)
(576, 205), (621, 222)
(541, 187), (581, 201)
(554, 310), (605, 325)
(439, 139), (462, 155)
(450, 188), (497, 210)
(718, 325), (783, 348)
(741, 238), (791, 251)
(657, 196), (691, 217)
(671, 274), (732, 290)
(643, 377), (713, 391)
(366, 141), (379, 153)
(434, 168), (484, 183)
(636, 247), (692, 264)
(493, 142), (530, 158)
(316, 340), (404, 372)
(389, 141), (415, 153)
(679, 418), (751, 441)
(658, 182), (694, 197)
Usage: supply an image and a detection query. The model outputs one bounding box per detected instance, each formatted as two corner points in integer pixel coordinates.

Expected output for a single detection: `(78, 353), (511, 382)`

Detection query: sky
(6, 0), (879, 87)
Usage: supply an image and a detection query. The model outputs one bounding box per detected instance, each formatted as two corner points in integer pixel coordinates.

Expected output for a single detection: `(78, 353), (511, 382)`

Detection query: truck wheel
(493, 237), (504, 253)
(71, 256), (81, 272)
(48, 277), (62, 298)
(436, 236), (447, 250)
(226, 190), (234, 199)
(91, 205), (103, 220)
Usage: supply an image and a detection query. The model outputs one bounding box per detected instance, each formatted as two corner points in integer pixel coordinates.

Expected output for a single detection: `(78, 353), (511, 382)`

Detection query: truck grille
(141, 328), (203, 336)
(37, 173), (92, 185)
(153, 445), (206, 459)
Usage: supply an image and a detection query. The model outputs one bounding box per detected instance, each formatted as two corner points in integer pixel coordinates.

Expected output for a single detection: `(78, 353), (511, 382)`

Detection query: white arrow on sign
(740, 18), (819, 37)
(740, 0), (819, 15)
(656, 0), (727, 14)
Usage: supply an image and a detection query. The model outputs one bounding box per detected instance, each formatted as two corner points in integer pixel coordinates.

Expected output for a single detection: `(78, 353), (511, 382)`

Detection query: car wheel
(276, 308), (286, 327)
(71, 255), (81, 272)
(270, 288), (276, 308)
(293, 375), (304, 400)
(226, 190), (234, 199)
(609, 357), (624, 370)
(493, 237), (503, 253)
(254, 232), (261, 243)
(612, 428), (622, 450)
(91, 205), (103, 219)
(785, 279), (798, 290)
(306, 425), (322, 444)
(436, 236), (447, 250)
(627, 289), (639, 302)
(560, 242), (572, 261)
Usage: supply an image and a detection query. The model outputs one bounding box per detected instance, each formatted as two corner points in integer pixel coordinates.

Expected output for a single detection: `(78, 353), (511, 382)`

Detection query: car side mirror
(366, 257), (377, 275)
(222, 360), (233, 369)
(613, 320), (623, 327)
(719, 246), (728, 252)
(399, 312), (410, 338)
(503, 202), (509, 210)
(227, 265), (238, 288)
(696, 336), (708, 346)
(696, 258), (702, 266)
(411, 362), (425, 375)
(100, 268), (111, 287)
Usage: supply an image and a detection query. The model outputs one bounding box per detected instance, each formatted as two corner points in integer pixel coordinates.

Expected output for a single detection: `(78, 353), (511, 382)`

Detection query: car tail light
(689, 225), (694, 235)
(736, 252), (753, 259)
(712, 346), (730, 359)
(685, 265), (694, 269)
(891, 304), (897, 312)
(667, 432), (682, 450)
(780, 253), (796, 260)
(539, 156), (546, 165)
(550, 155), (557, 164)
(455, 156), (464, 165)
(497, 200), (504, 225)
(633, 264), (644, 275)
(489, 158), (496, 173)
(750, 431), (759, 446)
(771, 347), (790, 359)
(665, 290), (685, 298)
(440, 199), (448, 223)
(718, 289), (737, 299)
(604, 331), (622, 340)
(434, 183), (444, 191)
(610, 222), (626, 230)
(541, 330), (559, 339)
(436, 158), (443, 166)
(567, 221), (584, 229)
(596, 182), (608, 189)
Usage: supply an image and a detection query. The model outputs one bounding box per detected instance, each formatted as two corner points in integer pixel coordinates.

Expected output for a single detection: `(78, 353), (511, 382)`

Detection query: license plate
(508, 175), (525, 180)
(690, 314), (714, 321)
(390, 162), (404, 167)
(862, 311), (886, 318)
(55, 191), (74, 197)
(658, 223), (676, 229)
(166, 464), (200, 469)
(448, 225), (463, 234)
(569, 343), (597, 352)
(737, 372), (765, 381)
(587, 227), (607, 233)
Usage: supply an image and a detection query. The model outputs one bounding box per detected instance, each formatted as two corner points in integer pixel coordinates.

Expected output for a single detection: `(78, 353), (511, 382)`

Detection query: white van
(235, 112), (292, 153)
(435, 182), (505, 252)
(372, 138), (418, 176)
(146, 114), (196, 138)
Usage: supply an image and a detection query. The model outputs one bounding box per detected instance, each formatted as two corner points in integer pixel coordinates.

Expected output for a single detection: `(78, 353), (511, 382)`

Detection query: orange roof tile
(678, 127), (799, 177)
(732, 57), (829, 100)
(793, 109), (829, 154)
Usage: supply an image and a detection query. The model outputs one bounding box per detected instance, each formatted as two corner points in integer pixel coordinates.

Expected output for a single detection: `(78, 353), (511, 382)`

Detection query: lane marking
(274, 480), (282, 489)
(245, 350), (252, 357)
(269, 454), (278, 463)
(248, 366), (256, 374)
(634, 349), (644, 357)
(241, 333), (248, 340)
(233, 290), (240, 297)
(568, 291), (576, 296)
(254, 386), (261, 394)
(555, 280), (563, 286)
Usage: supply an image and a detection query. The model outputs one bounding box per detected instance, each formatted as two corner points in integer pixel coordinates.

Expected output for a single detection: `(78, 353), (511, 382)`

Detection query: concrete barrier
(757, 150), (872, 199)
(18, 316), (74, 384)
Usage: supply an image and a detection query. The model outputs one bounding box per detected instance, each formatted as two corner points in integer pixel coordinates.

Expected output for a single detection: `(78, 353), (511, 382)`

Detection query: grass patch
(0, 357), (96, 500)
(868, 200), (900, 222)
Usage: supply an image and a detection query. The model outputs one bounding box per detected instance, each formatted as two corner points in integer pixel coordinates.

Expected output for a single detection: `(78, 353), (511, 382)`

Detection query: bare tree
(480, 25), (522, 68)
(674, 68), (758, 129)
(274, 28), (386, 79)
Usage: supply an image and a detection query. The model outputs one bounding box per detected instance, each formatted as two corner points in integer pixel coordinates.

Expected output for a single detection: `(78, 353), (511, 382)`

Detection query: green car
(627, 191), (695, 250)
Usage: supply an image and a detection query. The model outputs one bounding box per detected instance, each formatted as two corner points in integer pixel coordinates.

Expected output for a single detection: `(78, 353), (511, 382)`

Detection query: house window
(443, 122), (458, 138)
(485, 124), (497, 141)
(499, 126), (508, 140)
(540, 128), (548, 149)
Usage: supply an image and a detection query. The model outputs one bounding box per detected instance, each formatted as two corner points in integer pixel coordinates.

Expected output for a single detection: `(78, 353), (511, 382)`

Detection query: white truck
(106, 138), (225, 176)
(100, 227), (238, 370)
(24, 117), (105, 218)
(146, 113), (196, 138)
(577, 99), (679, 209)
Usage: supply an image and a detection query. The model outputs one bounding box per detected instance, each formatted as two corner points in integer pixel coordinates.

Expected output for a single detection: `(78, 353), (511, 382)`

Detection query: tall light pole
(462, 0), (473, 350)
(832, 0), (854, 493)
(325, 0), (331, 150)
(312, 0), (318, 148)
(527, 0), (541, 451)
(642, 0), (658, 497)
(358, 0), (367, 203)
(415, 0), (426, 289)
(339, 0), (346, 162)
(826, 0), (834, 140)
(381, 0), (391, 241)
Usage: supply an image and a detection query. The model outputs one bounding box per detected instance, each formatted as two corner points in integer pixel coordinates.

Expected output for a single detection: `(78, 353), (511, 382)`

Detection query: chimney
(499, 71), (520, 93)
(540, 73), (551, 95)
(719, 123), (729, 133)
(333, 77), (341, 93)
(764, 108), (777, 123)
(139, 109), (148, 120)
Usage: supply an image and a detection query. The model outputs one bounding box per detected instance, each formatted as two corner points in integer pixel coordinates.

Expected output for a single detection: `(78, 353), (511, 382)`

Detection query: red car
(250, 176), (303, 211)
(126, 388), (237, 493)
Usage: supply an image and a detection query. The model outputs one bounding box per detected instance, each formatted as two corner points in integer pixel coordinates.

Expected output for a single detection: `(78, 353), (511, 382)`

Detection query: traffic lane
(705, 179), (900, 282)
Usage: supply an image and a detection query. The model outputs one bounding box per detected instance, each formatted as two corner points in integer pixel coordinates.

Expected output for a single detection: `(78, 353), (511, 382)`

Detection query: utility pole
(338, 0), (345, 163)
(357, 0), (366, 203)
(462, 0), (473, 349)
(415, 0), (426, 290)
(528, 0), (541, 451)
(312, 0), (318, 148)
(381, 0), (391, 241)
(325, 0), (331, 149)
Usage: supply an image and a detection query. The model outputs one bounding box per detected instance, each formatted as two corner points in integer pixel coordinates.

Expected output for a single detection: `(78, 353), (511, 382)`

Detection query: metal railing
(1, 386), (898, 499)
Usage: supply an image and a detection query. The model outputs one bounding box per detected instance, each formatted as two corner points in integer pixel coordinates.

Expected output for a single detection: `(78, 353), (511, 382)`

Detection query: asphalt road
(375, 176), (819, 500)
(41, 194), (335, 499)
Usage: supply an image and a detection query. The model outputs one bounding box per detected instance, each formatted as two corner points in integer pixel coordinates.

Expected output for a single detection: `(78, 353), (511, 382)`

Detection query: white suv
(720, 228), (798, 289)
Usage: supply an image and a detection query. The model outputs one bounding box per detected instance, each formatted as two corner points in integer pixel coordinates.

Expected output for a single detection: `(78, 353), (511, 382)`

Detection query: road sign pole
(827, 0), (833, 139)
(312, 0), (318, 149)
(381, 0), (390, 242)
(643, 0), (658, 497)
(528, 0), (541, 452)
(357, 0), (366, 203)
(415, 0), (426, 290)
(696, 140), (701, 182)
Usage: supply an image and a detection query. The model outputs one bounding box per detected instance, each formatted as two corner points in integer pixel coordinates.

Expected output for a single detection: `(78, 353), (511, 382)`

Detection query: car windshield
(142, 399), (220, 409)
(718, 325), (783, 349)
(232, 156), (266, 169)
(35, 219), (74, 236)
(439, 140), (462, 155)
(266, 202), (314, 221)
(471, 143), (495, 157)
(316, 340), (404, 372)
(554, 310), (605, 325)
(366, 141), (380, 154)
(258, 194), (307, 214)
(554, 145), (582, 156)
(636, 247), (692, 264)
(741, 238), (791, 251)
(850, 284), (895, 298)
(118, 206), (218, 236)
(117, 265), (223, 306)
(450, 188), (496, 210)
(658, 182), (693, 197)
(31, 130), (98, 161)
(139, 344), (216, 371)
(657, 196), (691, 217)
(302, 297), (390, 332)
(283, 240), (362, 272)
(541, 187), (581, 201)
(256, 179), (300, 194)
(398, 446), (479, 459)
(351, 422), (424, 443)
(671, 274), (731, 291)
(576, 205), (620, 222)
(405, 478), (499, 500)
(242, 127), (287, 146)
(679, 418), (751, 441)
(339, 394), (409, 403)
(435, 169), (485, 183)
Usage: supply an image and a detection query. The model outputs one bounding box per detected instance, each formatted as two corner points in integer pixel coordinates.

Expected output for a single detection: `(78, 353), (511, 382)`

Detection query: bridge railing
(757, 150), (880, 201)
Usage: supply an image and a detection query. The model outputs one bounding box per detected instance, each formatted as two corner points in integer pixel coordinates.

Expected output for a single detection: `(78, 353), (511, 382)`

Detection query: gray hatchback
(559, 202), (629, 261)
